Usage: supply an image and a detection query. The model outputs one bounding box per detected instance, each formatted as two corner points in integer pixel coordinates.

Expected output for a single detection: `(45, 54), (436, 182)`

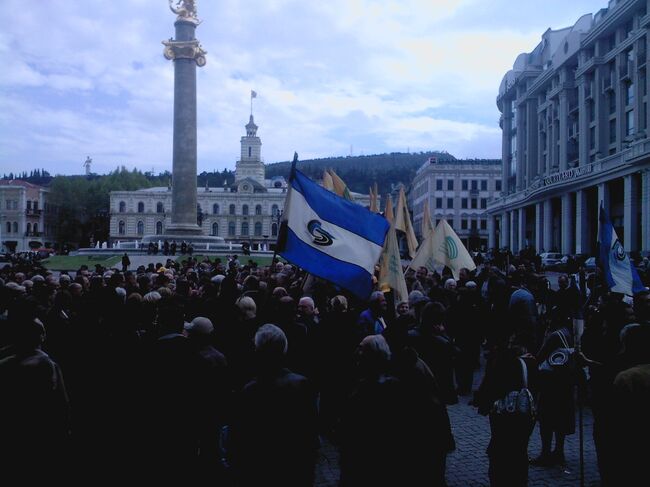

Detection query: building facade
(410, 157), (502, 251)
(109, 115), (370, 249)
(0, 180), (57, 253)
(489, 0), (650, 255)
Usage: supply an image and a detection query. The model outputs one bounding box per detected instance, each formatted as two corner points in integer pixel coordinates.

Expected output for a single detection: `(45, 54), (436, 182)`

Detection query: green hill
(265, 151), (455, 196)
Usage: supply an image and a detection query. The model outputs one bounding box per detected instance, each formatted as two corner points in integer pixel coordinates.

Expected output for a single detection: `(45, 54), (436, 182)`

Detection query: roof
(0, 179), (44, 189)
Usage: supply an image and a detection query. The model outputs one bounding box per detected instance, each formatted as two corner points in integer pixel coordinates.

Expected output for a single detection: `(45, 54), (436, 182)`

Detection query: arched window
(241, 222), (249, 236)
(137, 202), (145, 213)
(26, 223), (32, 235)
(255, 204), (262, 215)
(33, 223), (38, 234)
(156, 221), (163, 235)
(119, 201), (126, 213)
(213, 203), (219, 215)
(248, 146), (252, 157)
(137, 221), (144, 235)
(272, 204), (279, 216)
(228, 221), (236, 236)
(12, 222), (18, 233)
(242, 204), (249, 216)
(271, 222), (278, 237)
(118, 221), (125, 235)
(229, 204), (236, 215)
(6, 222), (10, 233)
(212, 222), (219, 236)
(157, 202), (164, 213)
(254, 221), (262, 236)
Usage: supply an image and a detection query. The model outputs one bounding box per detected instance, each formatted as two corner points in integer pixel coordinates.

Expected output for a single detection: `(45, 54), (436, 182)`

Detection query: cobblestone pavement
(314, 357), (601, 487)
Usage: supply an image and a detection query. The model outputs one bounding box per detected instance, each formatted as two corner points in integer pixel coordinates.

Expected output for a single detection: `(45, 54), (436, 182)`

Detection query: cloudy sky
(0, 0), (602, 175)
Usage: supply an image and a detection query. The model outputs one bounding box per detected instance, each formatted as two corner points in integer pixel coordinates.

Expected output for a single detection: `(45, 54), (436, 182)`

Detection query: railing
(24, 232), (43, 237)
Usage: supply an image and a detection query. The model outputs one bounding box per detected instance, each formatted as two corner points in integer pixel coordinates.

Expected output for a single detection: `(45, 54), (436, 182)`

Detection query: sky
(0, 0), (603, 176)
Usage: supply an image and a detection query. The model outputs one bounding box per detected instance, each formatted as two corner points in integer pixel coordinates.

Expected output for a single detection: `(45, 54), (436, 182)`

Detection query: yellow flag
(369, 183), (379, 212)
(394, 187), (418, 259)
(322, 170), (334, 191)
(384, 194), (394, 223)
(329, 169), (353, 201)
(379, 223), (409, 303)
(410, 219), (476, 279)
(422, 199), (434, 238)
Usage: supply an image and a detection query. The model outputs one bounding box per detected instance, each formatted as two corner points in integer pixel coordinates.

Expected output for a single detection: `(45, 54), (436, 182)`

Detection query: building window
(248, 146), (252, 157)
(480, 219), (487, 230)
(609, 92), (616, 114)
(471, 180), (478, 191)
(241, 222), (249, 236)
(626, 82), (635, 106)
(255, 204), (262, 215)
(27, 201), (32, 211)
(436, 180), (443, 190)
(242, 204), (249, 216)
(6, 222), (10, 233)
(228, 221), (236, 236)
(271, 222), (278, 236)
(480, 198), (487, 209)
(119, 201), (126, 213)
(156, 221), (163, 235)
(157, 202), (164, 213)
(12, 222), (18, 233)
(590, 126), (596, 149)
(480, 180), (487, 191)
(471, 219), (478, 230)
(462, 180), (468, 191)
(609, 119), (617, 144)
(137, 221), (144, 235)
(447, 198), (453, 209)
(229, 204), (236, 215)
(212, 222), (218, 236)
(627, 110), (635, 136)
(137, 202), (144, 213)
(26, 223), (31, 235)
(254, 222), (262, 236)
(33, 223), (38, 234)
(435, 198), (442, 209)
(447, 180), (453, 191)
(213, 203), (219, 215)
(588, 101), (595, 123)
(495, 180), (502, 191)
(461, 219), (468, 230)
(118, 221), (125, 235)
(461, 198), (468, 209)
(272, 204), (279, 216)
(471, 199), (477, 209)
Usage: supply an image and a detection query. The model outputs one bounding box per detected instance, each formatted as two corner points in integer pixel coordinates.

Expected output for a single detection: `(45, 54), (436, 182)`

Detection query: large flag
(278, 168), (390, 298)
(384, 194), (394, 223)
(369, 183), (379, 213)
(379, 223), (409, 303)
(422, 199), (434, 238)
(394, 186), (418, 259)
(251, 90), (257, 98)
(329, 169), (354, 201)
(598, 204), (645, 296)
(410, 219), (475, 279)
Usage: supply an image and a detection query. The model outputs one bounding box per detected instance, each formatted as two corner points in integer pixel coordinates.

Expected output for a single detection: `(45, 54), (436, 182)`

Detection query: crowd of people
(0, 249), (649, 486)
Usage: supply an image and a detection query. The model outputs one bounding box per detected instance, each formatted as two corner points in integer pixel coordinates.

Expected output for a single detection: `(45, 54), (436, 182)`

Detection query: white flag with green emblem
(410, 219), (475, 279)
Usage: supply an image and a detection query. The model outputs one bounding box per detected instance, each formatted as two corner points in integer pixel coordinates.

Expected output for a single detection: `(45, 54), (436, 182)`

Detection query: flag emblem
(443, 236), (458, 259)
(308, 220), (335, 246)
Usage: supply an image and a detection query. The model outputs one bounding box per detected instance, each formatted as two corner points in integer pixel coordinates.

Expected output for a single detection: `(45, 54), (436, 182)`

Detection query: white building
(410, 157), (502, 251)
(109, 115), (370, 249)
(0, 180), (57, 253)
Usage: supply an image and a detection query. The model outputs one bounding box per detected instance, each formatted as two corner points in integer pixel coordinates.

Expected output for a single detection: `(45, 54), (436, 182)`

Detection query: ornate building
(109, 116), (370, 249)
(488, 0), (650, 255)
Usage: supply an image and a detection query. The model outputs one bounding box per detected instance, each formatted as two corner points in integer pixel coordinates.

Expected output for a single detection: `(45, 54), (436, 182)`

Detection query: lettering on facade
(543, 164), (593, 187)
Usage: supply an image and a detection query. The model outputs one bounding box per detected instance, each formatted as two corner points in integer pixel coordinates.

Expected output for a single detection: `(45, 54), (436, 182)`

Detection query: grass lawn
(187, 255), (285, 267)
(42, 255), (121, 271)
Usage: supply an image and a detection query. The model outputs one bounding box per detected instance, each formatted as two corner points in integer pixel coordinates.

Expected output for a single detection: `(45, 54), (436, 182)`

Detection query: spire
(245, 115), (258, 137)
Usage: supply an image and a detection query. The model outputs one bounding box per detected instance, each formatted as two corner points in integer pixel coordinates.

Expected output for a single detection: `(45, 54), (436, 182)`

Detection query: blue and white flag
(278, 169), (390, 298)
(598, 205), (645, 296)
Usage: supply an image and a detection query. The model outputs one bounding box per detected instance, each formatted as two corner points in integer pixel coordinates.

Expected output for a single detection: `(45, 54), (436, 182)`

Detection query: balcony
(24, 232), (43, 237)
(26, 208), (42, 216)
(469, 189), (480, 196)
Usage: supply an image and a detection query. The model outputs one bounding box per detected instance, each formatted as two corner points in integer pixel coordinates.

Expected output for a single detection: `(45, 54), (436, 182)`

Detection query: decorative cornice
(162, 38), (207, 66)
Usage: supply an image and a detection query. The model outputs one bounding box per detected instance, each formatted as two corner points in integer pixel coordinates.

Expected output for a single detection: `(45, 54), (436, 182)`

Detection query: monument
(141, 0), (223, 248)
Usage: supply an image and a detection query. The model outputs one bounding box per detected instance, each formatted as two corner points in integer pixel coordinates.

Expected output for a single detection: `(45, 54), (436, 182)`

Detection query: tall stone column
(518, 206), (527, 251)
(535, 202), (543, 253)
(510, 210), (517, 253)
(561, 194), (575, 255)
(488, 215), (496, 249)
(624, 174), (639, 251)
(642, 170), (650, 253)
(559, 89), (569, 171)
(575, 189), (589, 254)
(502, 212), (510, 249)
(162, 4), (207, 236)
(543, 199), (553, 252)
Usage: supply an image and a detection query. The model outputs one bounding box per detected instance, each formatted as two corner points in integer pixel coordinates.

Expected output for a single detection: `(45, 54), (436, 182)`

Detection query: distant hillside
(265, 151), (456, 196)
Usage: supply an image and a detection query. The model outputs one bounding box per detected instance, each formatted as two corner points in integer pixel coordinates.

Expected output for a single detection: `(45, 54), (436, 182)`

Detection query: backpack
(538, 329), (576, 382)
(491, 358), (536, 423)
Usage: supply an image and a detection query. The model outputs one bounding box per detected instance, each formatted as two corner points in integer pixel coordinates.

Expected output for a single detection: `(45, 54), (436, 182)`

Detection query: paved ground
(314, 355), (600, 487)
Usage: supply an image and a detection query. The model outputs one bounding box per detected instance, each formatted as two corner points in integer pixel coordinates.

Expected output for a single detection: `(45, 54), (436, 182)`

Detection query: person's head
(408, 290), (428, 309)
(368, 290), (387, 316)
(355, 334), (391, 376)
(420, 301), (446, 333)
(297, 296), (315, 318)
(620, 323), (650, 364)
(14, 317), (46, 350)
(69, 282), (83, 297)
(459, 268), (470, 282)
(634, 289), (650, 323)
(236, 296), (257, 320)
(396, 300), (409, 316)
(558, 274), (569, 290)
(416, 266), (428, 281)
(444, 278), (457, 291)
(272, 286), (288, 299)
(329, 294), (348, 313)
(184, 316), (214, 340)
(254, 324), (288, 367)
